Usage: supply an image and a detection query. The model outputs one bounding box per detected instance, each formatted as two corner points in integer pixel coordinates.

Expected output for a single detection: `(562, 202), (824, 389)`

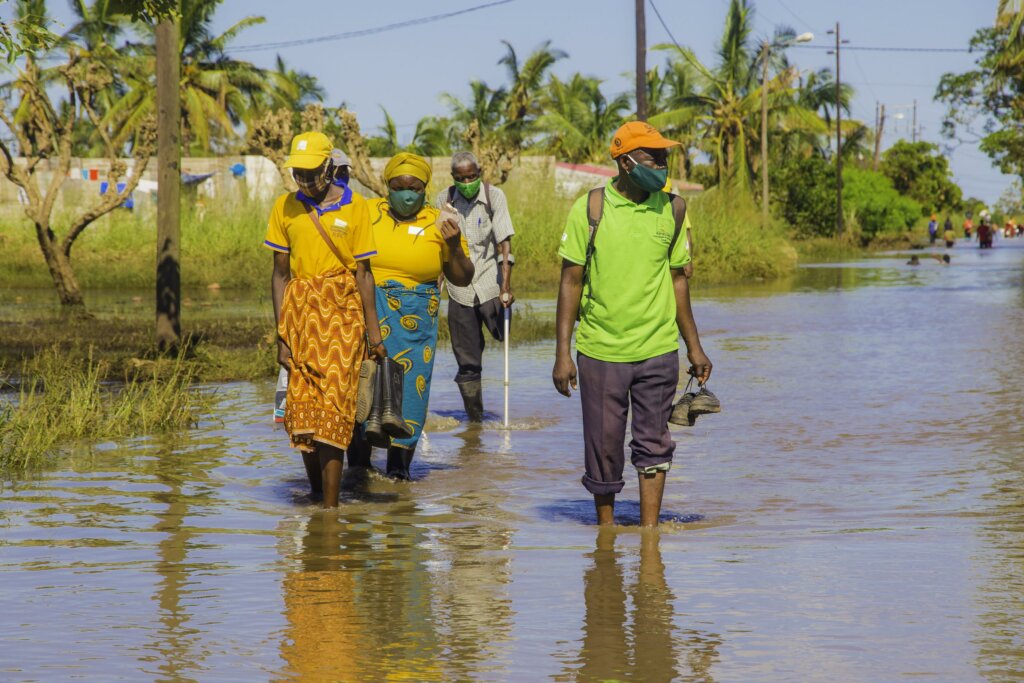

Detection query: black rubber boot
(386, 446), (414, 481)
(346, 430), (372, 468)
(457, 379), (484, 422)
(380, 357), (413, 439)
(364, 369), (390, 448)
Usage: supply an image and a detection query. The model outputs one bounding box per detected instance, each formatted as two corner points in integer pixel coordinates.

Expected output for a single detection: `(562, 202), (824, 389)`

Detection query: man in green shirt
(552, 121), (712, 527)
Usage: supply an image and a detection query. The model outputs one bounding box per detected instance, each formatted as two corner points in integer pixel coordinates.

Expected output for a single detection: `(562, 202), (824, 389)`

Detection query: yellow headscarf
(383, 152), (432, 185)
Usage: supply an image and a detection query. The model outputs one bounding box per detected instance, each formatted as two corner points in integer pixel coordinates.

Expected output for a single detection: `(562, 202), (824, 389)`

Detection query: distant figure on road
(927, 215), (938, 245)
(978, 215), (994, 249)
(963, 217), (974, 239)
(943, 222), (956, 249)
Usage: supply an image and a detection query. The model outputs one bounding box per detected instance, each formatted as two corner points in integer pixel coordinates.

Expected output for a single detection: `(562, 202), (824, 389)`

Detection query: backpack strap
(666, 192), (687, 264)
(578, 187), (605, 320)
(446, 185), (457, 206)
(482, 182), (494, 222)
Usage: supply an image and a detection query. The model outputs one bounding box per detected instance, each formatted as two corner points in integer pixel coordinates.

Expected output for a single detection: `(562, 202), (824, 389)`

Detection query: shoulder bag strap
(447, 185), (457, 206)
(304, 202), (347, 268)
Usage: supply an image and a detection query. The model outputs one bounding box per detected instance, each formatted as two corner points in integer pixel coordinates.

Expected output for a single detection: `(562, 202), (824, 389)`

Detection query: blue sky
(17, 0), (1011, 203)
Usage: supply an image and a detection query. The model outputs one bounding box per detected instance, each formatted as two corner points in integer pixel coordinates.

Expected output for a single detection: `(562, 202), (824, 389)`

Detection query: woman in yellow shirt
(348, 152), (473, 479)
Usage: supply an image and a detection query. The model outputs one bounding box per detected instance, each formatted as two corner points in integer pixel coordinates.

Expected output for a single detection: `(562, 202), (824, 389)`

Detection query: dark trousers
(577, 350), (679, 495)
(448, 297), (506, 384)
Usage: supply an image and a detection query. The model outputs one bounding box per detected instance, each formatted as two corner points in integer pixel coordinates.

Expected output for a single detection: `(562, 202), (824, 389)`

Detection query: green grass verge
(0, 347), (213, 472)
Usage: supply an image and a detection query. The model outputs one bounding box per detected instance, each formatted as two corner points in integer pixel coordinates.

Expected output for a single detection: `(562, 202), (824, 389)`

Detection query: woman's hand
(438, 217), (463, 248)
(368, 336), (387, 361)
(277, 340), (292, 370)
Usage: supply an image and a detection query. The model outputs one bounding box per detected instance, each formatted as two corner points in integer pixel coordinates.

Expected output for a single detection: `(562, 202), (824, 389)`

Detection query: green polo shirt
(558, 181), (690, 363)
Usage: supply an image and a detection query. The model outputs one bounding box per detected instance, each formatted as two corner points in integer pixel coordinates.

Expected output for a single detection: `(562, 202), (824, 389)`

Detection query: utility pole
(155, 14), (181, 350)
(761, 41), (771, 225)
(635, 0), (647, 121)
(912, 99), (917, 143)
(873, 103), (885, 171)
(828, 22), (847, 237)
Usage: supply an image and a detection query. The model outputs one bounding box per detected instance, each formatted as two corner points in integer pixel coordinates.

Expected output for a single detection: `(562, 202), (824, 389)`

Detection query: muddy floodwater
(3, 241), (1024, 682)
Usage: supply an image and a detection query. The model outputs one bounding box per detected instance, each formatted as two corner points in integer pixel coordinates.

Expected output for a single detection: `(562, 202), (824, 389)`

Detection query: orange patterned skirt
(278, 269), (366, 452)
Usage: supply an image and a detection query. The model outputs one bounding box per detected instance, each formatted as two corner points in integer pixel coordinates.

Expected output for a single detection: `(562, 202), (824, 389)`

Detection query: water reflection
(433, 427), (515, 679)
(560, 530), (721, 682)
(278, 504), (443, 681)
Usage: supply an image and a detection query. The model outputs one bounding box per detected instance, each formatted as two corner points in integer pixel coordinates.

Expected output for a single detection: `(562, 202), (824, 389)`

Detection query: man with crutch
(436, 152), (516, 422)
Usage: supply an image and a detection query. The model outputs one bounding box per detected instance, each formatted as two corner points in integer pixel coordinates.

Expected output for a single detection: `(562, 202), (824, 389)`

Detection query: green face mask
(388, 189), (425, 217)
(625, 155), (668, 193)
(454, 178), (482, 199)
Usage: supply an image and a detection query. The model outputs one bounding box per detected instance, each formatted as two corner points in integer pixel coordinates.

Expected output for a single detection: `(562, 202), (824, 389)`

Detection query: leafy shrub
(771, 155), (837, 238)
(842, 167), (921, 237)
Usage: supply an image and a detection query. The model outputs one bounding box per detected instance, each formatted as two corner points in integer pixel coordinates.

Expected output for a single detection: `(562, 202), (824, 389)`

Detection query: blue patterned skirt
(375, 280), (441, 450)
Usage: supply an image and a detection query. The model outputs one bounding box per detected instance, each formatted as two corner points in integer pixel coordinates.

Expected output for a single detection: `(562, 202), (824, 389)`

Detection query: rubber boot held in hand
(380, 357), (413, 439)
(458, 379), (484, 422)
(364, 367), (390, 449)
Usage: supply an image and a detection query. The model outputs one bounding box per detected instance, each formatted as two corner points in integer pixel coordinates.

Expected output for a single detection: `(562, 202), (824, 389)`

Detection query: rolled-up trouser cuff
(636, 460), (672, 475)
(581, 473), (625, 495)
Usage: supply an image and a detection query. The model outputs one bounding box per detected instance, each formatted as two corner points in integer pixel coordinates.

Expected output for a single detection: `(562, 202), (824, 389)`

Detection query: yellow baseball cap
(283, 132), (332, 170)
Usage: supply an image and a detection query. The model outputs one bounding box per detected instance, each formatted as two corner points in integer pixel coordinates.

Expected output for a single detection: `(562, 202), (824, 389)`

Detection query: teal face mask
(388, 189), (425, 217)
(454, 178), (481, 199)
(625, 155), (668, 193)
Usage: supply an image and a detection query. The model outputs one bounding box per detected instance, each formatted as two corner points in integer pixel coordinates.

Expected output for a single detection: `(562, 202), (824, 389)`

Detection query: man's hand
(552, 354), (578, 397)
(277, 341), (292, 370)
(438, 217), (463, 246)
(687, 347), (712, 385)
(500, 287), (515, 307)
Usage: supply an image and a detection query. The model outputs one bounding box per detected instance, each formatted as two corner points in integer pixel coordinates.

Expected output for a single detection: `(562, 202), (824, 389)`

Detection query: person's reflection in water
(568, 529), (721, 683)
(434, 427), (515, 679)
(280, 504), (444, 681)
(279, 511), (365, 682)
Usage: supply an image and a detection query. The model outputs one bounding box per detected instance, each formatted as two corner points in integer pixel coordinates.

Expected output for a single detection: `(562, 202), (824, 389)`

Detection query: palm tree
(652, 0), (829, 190)
(496, 40), (567, 146)
(536, 73), (630, 163)
(106, 0), (293, 153)
(442, 79), (507, 147)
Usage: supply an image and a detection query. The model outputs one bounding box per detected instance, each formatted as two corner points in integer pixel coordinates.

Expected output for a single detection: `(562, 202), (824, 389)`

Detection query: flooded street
(3, 242), (1024, 682)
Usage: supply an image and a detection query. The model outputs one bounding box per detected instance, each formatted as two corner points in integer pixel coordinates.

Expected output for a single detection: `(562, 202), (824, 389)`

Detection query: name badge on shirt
(408, 226), (425, 236)
(331, 218), (348, 235)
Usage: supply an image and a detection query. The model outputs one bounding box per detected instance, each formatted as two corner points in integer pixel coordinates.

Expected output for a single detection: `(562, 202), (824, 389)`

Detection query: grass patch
(0, 347), (213, 472)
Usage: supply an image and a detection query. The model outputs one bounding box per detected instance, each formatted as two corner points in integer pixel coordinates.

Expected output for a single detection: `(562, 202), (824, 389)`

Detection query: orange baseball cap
(609, 121), (680, 157)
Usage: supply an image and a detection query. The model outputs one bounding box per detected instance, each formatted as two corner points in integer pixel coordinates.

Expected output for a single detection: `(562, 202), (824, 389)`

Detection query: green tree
(652, 0), (829, 190)
(879, 140), (962, 214)
(535, 73), (630, 163)
(107, 0), (292, 153)
(843, 167), (921, 237)
(771, 154), (836, 237)
(497, 39), (567, 147)
(936, 19), (1024, 181)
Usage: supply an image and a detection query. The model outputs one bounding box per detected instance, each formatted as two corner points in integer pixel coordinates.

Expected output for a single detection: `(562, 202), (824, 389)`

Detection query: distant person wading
(265, 132), (386, 508)
(552, 122), (713, 528)
(435, 151), (516, 421)
(346, 153), (474, 480)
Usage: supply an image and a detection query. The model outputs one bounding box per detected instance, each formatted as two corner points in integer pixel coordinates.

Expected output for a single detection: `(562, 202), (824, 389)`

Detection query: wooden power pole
(873, 103), (885, 171)
(155, 15), (181, 350)
(635, 0), (647, 121)
(828, 22), (846, 237)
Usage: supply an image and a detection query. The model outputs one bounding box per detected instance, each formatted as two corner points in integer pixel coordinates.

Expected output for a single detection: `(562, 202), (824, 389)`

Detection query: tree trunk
(35, 224), (84, 307)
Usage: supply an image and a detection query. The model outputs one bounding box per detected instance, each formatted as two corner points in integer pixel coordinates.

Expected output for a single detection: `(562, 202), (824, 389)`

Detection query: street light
(760, 32), (813, 225)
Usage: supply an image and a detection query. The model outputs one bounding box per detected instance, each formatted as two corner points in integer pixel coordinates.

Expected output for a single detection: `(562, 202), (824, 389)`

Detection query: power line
(793, 44), (972, 54)
(227, 0), (516, 54)
(774, 0), (816, 33)
(647, 0), (683, 53)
